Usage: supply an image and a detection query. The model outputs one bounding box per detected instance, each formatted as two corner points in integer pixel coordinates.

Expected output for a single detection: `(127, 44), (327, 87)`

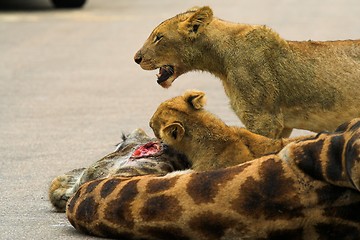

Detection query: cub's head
(150, 90), (206, 149)
(134, 6), (213, 88)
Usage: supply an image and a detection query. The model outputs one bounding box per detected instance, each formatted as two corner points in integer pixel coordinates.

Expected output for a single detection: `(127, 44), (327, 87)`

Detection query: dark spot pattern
(67, 188), (82, 214)
(140, 195), (182, 222)
(146, 176), (179, 194)
(345, 132), (360, 189)
(85, 179), (102, 194)
(139, 226), (190, 240)
(323, 201), (360, 223)
(75, 196), (99, 223)
(100, 178), (122, 198)
(67, 217), (76, 229)
(334, 120), (352, 132)
(295, 139), (325, 180)
(315, 223), (360, 239)
(188, 211), (238, 240)
(104, 180), (139, 228)
(76, 223), (93, 236)
(267, 228), (303, 240)
(232, 158), (303, 219)
(95, 223), (135, 239)
(349, 120), (360, 133)
(187, 163), (249, 204)
(316, 185), (348, 205)
(325, 135), (345, 182)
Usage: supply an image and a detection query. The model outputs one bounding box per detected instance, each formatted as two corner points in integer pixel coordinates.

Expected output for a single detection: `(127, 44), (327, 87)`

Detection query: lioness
(150, 90), (312, 171)
(135, 6), (360, 138)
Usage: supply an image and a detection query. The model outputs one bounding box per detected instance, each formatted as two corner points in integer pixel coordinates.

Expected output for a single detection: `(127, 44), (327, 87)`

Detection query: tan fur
(66, 118), (360, 239)
(150, 90), (312, 171)
(135, 6), (360, 138)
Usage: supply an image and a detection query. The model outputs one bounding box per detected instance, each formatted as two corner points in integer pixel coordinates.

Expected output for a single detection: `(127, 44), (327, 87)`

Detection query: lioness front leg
(241, 110), (288, 139)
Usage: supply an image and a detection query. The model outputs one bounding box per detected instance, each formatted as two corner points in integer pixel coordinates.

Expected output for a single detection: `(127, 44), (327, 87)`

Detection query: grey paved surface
(0, 0), (359, 239)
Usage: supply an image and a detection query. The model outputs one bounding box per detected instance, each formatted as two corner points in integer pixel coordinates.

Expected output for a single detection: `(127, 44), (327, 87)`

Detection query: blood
(131, 142), (160, 158)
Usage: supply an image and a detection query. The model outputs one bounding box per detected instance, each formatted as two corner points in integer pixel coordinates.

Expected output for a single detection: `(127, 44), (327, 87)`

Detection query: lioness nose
(134, 51), (142, 64)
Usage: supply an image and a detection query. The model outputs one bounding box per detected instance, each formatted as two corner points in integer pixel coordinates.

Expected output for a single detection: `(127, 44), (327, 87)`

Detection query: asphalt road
(0, 0), (359, 239)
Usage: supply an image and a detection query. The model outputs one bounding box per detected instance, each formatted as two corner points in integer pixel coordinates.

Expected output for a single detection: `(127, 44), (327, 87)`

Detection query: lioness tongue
(157, 66), (173, 83)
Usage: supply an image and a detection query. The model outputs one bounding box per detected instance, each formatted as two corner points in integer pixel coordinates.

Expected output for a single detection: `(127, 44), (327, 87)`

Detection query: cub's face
(150, 101), (186, 147)
(149, 90), (206, 149)
(134, 6), (213, 88)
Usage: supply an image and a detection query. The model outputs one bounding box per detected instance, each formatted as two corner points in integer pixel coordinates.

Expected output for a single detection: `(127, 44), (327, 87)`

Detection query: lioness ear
(179, 6), (213, 38)
(161, 123), (185, 143)
(183, 90), (206, 110)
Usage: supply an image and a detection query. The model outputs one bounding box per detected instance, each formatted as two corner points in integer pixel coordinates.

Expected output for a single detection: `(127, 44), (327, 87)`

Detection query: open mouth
(130, 141), (163, 159)
(156, 65), (174, 84)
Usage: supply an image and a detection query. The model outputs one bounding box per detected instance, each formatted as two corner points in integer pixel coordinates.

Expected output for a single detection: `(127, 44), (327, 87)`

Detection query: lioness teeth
(157, 65), (174, 84)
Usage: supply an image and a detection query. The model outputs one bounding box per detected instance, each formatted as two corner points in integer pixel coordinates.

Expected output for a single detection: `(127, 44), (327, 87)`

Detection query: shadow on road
(0, 0), (54, 11)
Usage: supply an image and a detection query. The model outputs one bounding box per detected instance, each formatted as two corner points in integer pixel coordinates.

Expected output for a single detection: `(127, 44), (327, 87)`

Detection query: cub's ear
(183, 90), (206, 110)
(161, 122), (185, 143)
(179, 6), (213, 38)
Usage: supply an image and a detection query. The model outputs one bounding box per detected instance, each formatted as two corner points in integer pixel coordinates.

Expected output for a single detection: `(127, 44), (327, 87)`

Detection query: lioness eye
(154, 34), (163, 43)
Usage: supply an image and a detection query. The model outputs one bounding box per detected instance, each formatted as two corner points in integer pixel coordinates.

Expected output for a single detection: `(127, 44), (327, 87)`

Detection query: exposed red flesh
(131, 142), (161, 158)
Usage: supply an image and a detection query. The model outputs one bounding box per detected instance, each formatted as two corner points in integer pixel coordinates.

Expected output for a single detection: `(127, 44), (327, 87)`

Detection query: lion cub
(150, 90), (311, 171)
